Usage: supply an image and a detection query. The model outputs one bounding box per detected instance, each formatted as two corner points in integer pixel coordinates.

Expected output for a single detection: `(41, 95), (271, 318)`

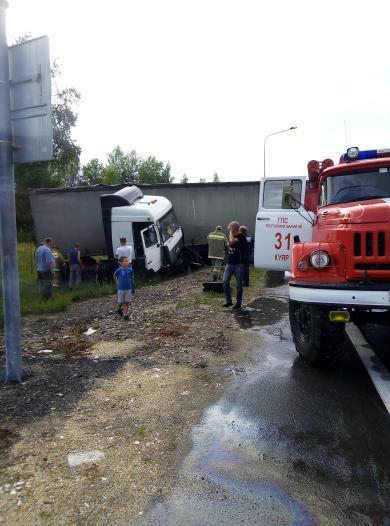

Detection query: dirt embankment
(0, 269), (263, 525)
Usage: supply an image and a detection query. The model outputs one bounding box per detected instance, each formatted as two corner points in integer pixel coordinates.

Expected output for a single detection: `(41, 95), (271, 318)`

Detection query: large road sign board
(8, 35), (52, 163)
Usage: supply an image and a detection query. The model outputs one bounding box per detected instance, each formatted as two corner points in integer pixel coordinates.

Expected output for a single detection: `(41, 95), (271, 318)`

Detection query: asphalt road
(359, 323), (390, 372)
(139, 285), (390, 525)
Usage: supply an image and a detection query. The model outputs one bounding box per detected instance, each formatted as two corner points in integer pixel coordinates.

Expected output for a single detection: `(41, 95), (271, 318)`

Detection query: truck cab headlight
(310, 249), (330, 269)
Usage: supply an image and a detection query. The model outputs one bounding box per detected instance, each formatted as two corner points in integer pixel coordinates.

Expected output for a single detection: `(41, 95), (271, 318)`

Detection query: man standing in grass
(113, 256), (135, 321)
(68, 242), (85, 289)
(35, 237), (54, 300)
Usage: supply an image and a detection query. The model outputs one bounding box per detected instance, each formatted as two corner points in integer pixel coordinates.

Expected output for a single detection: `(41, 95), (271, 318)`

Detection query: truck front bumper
(289, 281), (390, 309)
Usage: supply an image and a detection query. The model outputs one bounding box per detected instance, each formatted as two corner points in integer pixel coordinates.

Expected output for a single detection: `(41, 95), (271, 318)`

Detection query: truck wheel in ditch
(289, 301), (345, 366)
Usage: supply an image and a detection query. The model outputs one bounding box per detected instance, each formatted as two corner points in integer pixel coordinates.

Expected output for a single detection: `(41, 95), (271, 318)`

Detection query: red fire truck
(255, 147), (390, 365)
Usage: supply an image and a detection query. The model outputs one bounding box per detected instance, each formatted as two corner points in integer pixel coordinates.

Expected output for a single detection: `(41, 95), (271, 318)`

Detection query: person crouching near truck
(113, 256), (135, 321)
(35, 237), (54, 300)
(223, 222), (246, 310)
(68, 243), (85, 289)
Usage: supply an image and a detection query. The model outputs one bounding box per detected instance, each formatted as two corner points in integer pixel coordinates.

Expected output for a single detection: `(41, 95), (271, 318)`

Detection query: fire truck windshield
(320, 169), (390, 206)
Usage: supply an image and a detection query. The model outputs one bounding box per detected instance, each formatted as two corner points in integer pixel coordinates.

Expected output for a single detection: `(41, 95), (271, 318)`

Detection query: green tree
(138, 156), (173, 184)
(13, 32), (32, 45)
(51, 87), (82, 186)
(102, 165), (120, 185)
(82, 148), (174, 186)
(180, 174), (188, 184)
(107, 146), (141, 183)
(212, 172), (220, 183)
(15, 62), (81, 189)
(82, 158), (105, 185)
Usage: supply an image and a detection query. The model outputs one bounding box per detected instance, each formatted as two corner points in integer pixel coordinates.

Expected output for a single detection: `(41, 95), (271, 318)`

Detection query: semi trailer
(29, 180), (260, 272)
(255, 147), (390, 365)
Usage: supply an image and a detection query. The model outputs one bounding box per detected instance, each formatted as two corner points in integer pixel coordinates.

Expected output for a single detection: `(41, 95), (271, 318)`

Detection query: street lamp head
(263, 125), (298, 178)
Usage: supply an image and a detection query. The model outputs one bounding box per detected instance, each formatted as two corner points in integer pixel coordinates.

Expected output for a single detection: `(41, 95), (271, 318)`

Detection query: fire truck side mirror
(282, 186), (295, 209)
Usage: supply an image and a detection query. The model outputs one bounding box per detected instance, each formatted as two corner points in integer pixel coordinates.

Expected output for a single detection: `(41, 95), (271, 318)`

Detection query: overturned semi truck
(29, 181), (260, 272)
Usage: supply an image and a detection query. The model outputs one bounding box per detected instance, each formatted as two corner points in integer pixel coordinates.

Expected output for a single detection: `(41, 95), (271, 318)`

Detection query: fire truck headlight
(298, 259), (308, 271)
(310, 250), (330, 269)
(346, 147), (359, 160)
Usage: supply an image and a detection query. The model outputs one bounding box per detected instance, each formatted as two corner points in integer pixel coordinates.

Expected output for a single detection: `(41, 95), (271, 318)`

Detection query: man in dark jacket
(68, 243), (85, 289)
(223, 221), (246, 310)
(239, 225), (254, 287)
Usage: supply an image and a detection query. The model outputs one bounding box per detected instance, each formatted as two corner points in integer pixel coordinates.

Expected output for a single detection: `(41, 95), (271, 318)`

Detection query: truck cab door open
(141, 225), (162, 272)
(161, 227), (183, 266)
(254, 177), (313, 271)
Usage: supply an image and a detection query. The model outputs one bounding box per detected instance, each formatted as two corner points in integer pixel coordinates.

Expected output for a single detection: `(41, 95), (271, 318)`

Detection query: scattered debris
(84, 328), (97, 336)
(0, 268), (262, 524)
(67, 450), (106, 468)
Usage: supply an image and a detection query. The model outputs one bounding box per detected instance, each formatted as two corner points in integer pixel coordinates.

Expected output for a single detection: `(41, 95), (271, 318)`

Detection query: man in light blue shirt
(35, 237), (54, 300)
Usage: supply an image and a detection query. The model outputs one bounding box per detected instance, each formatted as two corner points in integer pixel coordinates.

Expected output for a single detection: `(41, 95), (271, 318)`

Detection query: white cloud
(7, 0), (390, 181)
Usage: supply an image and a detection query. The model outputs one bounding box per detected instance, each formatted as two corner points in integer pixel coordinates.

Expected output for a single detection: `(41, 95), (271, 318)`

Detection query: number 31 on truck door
(254, 177), (313, 271)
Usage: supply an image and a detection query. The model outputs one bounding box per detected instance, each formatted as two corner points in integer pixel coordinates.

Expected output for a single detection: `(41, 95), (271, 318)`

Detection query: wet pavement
(139, 285), (390, 525)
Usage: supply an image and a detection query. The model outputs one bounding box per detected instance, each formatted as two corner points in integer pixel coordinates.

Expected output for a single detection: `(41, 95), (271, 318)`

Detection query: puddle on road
(142, 368), (318, 525)
(139, 293), (327, 525)
(140, 290), (390, 525)
(235, 296), (288, 330)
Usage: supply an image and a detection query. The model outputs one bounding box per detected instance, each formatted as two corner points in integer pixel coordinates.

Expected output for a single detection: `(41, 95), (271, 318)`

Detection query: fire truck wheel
(289, 301), (345, 366)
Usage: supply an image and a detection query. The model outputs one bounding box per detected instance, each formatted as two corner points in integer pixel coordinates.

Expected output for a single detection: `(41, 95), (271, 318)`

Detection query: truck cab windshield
(159, 208), (180, 241)
(320, 168), (390, 206)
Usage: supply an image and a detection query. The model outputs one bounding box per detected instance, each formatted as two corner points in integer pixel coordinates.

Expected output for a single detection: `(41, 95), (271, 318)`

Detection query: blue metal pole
(0, 0), (23, 383)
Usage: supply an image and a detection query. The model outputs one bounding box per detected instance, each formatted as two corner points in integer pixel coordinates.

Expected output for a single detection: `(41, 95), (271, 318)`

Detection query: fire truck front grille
(353, 232), (386, 258)
(378, 232), (385, 256)
(355, 263), (390, 270)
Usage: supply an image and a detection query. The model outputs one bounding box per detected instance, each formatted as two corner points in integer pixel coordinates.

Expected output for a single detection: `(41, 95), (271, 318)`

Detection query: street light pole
(263, 126), (297, 178)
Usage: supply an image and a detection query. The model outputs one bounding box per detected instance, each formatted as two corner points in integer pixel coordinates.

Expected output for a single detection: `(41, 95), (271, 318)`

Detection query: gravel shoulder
(0, 268), (264, 525)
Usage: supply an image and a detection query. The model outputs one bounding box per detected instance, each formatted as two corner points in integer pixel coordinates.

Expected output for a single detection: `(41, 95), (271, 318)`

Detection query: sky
(6, 0), (390, 182)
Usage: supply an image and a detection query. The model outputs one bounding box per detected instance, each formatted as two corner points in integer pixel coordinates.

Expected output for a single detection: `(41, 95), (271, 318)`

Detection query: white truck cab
(101, 186), (183, 272)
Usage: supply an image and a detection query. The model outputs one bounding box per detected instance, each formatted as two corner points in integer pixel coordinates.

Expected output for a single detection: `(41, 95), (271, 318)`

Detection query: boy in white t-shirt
(115, 237), (133, 266)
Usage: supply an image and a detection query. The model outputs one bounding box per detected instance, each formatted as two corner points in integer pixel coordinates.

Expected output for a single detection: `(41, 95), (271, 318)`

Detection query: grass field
(0, 243), (161, 325)
(0, 243), (265, 325)
(0, 243), (115, 322)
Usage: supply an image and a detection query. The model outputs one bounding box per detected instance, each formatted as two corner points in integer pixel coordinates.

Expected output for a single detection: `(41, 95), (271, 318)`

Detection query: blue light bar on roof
(344, 147), (390, 162)
(344, 147), (376, 161)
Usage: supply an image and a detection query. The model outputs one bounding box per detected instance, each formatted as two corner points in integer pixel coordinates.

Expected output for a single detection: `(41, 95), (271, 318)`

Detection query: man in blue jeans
(223, 221), (247, 310)
(239, 225), (254, 287)
(35, 237), (54, 300)
(68, 243), (85, 289)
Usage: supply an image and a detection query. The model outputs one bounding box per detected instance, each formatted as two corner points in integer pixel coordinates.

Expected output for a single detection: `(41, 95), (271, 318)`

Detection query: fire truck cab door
(254, 177), (313, 271)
